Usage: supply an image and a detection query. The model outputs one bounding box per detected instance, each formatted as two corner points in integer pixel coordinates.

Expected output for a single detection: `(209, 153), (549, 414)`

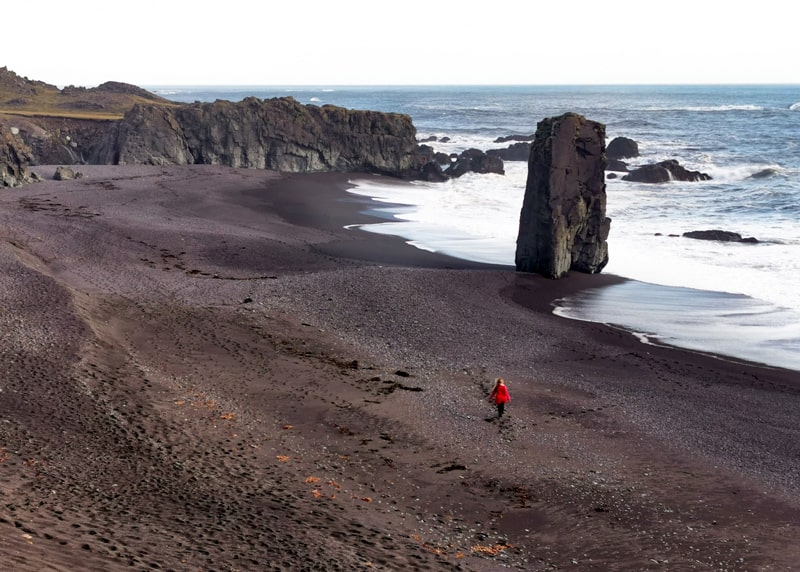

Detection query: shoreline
(341, 173), (800, 374)
(552, 278), (800, 373)
(2, 165), (799, 571)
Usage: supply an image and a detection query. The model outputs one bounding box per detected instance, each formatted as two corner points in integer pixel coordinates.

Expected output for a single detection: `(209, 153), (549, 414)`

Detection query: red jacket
(490, 384), (510, 404)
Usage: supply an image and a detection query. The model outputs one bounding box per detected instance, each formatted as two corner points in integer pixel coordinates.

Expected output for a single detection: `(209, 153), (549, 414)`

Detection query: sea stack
(515, 112), (610, 278)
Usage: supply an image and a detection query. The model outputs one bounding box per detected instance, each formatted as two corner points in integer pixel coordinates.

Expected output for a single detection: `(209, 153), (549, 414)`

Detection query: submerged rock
(515, 112), (610, 278)
(683, 230), (759, 243)
(749, 168), (780, 179)
(444, 148), (504, 177)
(623, 159), (711, 183)
(487, 141), (531, 162)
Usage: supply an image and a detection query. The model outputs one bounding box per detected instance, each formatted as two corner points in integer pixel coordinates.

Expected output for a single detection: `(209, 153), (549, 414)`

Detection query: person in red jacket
(489, 378), (511, 418)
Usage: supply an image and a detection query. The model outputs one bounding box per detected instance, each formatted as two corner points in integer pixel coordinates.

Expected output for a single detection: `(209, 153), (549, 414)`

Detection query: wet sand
(0, 164), (798, 571)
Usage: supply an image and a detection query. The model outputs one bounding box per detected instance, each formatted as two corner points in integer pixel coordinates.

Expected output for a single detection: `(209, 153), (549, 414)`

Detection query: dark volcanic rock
(606, 158), (629, 172)
(419, 162), (449, 182)
(433, 151), (452, 165)
(606, 136), (639, 160)
(93, 97), (430, 178)
(515, 113), (610, 278)
(623, 159), (711, 183)
(683, 230), (759, 243)
(494, 134), (535, 144)
(444, 148), (504, 177)
(1, 125), (39, 187)
(487, 141), (531, 161)
(9, 115), (113, 165)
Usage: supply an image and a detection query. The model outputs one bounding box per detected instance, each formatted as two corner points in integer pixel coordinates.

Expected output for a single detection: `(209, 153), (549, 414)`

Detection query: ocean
(151, 85), (800, 372)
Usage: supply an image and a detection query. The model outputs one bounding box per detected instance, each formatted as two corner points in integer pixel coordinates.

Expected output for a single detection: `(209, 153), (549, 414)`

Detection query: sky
(6, 1), (799, 87)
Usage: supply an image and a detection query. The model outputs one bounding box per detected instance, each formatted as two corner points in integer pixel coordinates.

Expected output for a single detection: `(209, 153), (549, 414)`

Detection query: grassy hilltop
(0, 67), (176, 120)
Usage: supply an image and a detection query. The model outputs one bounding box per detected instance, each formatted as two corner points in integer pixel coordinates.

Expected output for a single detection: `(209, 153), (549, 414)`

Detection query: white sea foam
(641, 104), (765, 112)
(347, 169), (800, 370)
(552, 282), (800, 371)
(347, 163), (800, 318)
(417, 133), (506, 155)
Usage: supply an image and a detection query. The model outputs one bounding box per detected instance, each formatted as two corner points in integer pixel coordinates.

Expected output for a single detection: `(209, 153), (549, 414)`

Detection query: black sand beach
(0, 164), (798, 571)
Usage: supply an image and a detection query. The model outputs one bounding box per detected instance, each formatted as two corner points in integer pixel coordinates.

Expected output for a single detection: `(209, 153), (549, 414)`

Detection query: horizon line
(137, 82), (800, 89)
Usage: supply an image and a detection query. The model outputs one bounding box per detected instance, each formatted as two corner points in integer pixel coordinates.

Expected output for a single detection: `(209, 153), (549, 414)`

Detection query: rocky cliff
(92, 97), (429, 178)
(515, 113), (610, 278)
(1, 124), (39, 187)
(2, 68), (505, 181)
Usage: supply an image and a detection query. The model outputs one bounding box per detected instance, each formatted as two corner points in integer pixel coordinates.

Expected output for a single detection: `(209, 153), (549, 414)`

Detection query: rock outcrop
(487, 142), (531, 162)
(515, 113), (610, 278)
(606, 158), (629, 172)
(3, 66), (508, 181)
(444, 148), (504, 177)
(494, 134), (534, 144)
(1, 124), (39, 187)
(683, 230), (758, 243)
(606, 136), (639, 160)
(623, 159), (711, 183)
(7, 115), (112, 165)
(92, 97), (430, 178)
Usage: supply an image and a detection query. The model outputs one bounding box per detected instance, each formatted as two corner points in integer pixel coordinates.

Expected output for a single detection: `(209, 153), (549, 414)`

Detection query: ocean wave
(703, 163), (788, 183)
(790, 102), (800, 111)
(642, 104), (764, 112)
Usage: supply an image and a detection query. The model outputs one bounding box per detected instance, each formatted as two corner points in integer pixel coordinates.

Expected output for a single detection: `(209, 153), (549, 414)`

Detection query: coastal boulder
(53, 165), (83, 180)
(623, 159), (711, 183)
(494, 134), (535, 144)
(683, 230), (758, 243)
(444, 148), (504, 177)
(606, 158), (629, 172)
(487, 141), (531, 161)
(606, 136), (639, 160)
(515, 113), (610, 278)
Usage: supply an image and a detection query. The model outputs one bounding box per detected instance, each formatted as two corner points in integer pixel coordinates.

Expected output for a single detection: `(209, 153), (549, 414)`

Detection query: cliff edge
(93, 97), (428, 177)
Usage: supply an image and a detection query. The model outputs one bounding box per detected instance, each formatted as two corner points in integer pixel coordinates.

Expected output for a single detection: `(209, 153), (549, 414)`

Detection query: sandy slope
(0, 165), (797, 571)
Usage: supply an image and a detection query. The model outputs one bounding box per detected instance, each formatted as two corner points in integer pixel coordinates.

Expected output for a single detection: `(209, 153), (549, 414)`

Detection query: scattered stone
(53, 166), (83, 180)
